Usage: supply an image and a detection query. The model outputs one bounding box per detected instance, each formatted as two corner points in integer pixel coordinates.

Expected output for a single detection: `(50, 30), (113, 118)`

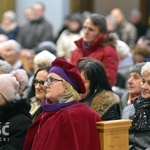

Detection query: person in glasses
(24, 57), (101, 150)
(29, 66), (50, 121)
(24, 50), (56, 100)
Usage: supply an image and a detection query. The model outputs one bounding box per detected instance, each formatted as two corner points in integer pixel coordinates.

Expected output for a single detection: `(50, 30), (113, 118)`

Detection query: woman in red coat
(70, 13), (119, 87)
(23, 57), (101, 150)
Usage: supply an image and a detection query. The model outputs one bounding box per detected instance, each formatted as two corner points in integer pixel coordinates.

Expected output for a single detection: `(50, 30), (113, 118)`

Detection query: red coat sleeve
(101, 46), (119, 87)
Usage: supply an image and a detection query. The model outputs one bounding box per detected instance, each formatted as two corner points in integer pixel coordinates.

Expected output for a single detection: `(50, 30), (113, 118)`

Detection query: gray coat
(17, 17), (53, 49)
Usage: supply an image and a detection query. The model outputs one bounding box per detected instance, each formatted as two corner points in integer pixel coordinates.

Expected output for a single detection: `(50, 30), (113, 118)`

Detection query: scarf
(129, 97), (150, 131)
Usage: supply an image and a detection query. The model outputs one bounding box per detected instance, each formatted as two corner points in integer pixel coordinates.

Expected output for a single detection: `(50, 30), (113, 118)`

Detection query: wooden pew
(97, 119), (132, 150)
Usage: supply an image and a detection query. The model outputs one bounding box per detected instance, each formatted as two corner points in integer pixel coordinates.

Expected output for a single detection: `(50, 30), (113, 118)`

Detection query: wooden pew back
(97, 119), (132, 150)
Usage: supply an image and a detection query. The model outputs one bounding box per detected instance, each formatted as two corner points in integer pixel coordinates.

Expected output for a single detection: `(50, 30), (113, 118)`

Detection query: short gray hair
(0, 60), (13, 74)
(3, 10), (16, 22)
(6, 40), (21, 52)
(141, 62), (150, 76)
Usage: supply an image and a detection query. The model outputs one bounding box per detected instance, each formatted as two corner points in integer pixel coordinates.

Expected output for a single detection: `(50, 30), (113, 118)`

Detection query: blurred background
(0, 0), (149, 37)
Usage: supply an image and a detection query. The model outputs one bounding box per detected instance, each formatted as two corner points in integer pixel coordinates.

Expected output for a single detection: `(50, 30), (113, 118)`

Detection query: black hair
(77, 57), (111, 98)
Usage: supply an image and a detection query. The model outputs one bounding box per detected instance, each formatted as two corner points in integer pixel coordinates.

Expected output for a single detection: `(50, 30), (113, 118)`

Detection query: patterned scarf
(129, 97), (150, 131)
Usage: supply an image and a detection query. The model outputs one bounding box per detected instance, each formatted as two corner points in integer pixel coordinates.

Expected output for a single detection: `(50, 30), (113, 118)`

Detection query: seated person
(23, 57), (101, 150)
(29, 66), (50, 121)
(132, 45), (150, 63)
(123, 62), (150, 149)
(77, 57), (120, 120)
(0, 10), (19, 40)
(121, 62), (145, 117)
(0, 73), (32, 150)
(0, 40), (23, 70)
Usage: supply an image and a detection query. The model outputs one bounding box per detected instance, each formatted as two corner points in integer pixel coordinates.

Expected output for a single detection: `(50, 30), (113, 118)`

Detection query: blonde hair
(34, 59), (50, 67)
(59, 80), (81, 103)
(34, 59), (50, 73)
(141, 62), (150, 76)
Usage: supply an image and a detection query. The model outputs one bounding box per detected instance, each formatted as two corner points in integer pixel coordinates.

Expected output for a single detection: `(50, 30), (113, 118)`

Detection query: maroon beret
(49, 57), (86, 94)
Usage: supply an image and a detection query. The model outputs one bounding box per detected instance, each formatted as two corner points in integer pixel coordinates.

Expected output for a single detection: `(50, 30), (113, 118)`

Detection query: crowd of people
(0, 1), (150, 150)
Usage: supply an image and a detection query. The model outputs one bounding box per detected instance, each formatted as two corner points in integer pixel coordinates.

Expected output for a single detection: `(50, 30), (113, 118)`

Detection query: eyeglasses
(33, 79), (45, 87)
(44, 77), (63, 86)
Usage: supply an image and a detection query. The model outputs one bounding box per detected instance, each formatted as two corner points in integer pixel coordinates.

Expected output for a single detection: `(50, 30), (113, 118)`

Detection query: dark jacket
(129, 97), (150, 150)
(0, 99), (32, 150)
(82, 90), (121, 121)
(0, 25), (20, 40)
(17, 17), (53, 49)
(70, 33), (119, 87)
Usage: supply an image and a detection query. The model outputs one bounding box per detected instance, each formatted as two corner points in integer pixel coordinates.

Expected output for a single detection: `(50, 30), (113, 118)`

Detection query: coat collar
(41, 101), (77, 112)
(75, 33), (117, 50)
(90, 90), (120, 116)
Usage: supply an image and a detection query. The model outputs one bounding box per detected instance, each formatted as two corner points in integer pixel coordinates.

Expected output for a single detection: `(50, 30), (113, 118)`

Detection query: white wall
(15, 0), (70, 37)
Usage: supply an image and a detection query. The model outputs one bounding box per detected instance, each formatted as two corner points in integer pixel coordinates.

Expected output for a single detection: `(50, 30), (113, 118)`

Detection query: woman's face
(34, 70), (48, 102)
(141, 73), (150, 99)
(127, 72), (142, 95)
(82, 18), (101, 43)
(80, 71), (90, 99)
(44, 73), (66, 104)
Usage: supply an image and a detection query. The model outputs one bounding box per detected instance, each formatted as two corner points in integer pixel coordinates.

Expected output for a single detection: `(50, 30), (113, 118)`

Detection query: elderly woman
(23, 57), (101, 150)
(0, 10), (19, 40)
(127, 62), (150, 149)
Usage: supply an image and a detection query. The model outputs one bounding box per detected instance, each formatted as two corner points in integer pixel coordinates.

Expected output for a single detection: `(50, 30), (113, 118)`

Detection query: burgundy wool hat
(49, 57), (86, 94)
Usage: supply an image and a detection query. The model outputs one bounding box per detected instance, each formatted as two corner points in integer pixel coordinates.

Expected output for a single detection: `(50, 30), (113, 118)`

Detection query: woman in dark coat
(0, 10), (19, 40)
(77, 57), (120, 120)
(0, 73), (32, 150)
